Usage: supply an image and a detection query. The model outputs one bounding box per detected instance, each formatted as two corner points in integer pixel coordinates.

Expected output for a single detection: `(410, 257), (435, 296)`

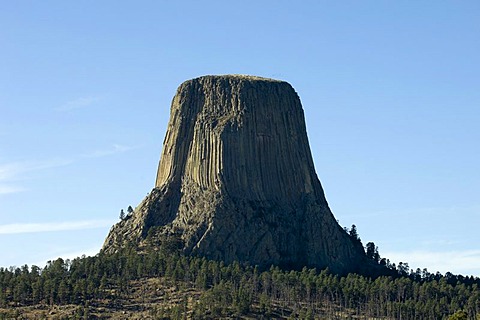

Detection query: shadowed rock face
(103, 75), (366, 273)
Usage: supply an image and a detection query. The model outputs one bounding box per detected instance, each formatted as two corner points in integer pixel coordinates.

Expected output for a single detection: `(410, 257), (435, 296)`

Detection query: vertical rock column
(103, 75), (366, 274)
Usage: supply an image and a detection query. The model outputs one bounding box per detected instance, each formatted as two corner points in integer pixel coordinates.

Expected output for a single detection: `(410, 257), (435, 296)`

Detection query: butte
(103, 75), (367, 274)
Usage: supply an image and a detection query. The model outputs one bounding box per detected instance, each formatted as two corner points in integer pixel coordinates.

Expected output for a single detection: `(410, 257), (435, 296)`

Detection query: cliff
(103, 75), (366, 273)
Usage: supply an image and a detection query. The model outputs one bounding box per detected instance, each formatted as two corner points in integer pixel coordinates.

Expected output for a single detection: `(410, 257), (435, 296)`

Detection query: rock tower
(103, 75), (366, 273)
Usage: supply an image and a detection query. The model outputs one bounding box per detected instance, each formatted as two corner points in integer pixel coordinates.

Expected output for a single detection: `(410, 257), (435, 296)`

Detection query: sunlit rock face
(103, 75), (366, 273)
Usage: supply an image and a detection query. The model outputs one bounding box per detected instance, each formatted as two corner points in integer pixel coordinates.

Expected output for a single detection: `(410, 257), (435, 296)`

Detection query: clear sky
(1, 1), (479, 276)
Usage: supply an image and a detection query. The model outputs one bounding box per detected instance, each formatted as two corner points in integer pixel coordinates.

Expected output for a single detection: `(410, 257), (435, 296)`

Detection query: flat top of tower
(192, 74), (285, 83)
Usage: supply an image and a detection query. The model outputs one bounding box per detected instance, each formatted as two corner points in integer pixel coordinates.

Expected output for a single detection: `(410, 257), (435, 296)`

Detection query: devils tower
(103, 75), (366, 273)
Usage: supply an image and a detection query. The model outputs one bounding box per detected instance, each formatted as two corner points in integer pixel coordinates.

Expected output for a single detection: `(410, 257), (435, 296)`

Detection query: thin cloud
(81, 143), (141, 158)
(383, 249), (480, 277)
(0, 185), (26, 195)
(0, 159), (73, 179)
(56, 96), (102, 112)
(0, 159), (72, 196)
(0, 162), (24, 180)
(0, 219), (115, 235)
(0, 143), (139, 196)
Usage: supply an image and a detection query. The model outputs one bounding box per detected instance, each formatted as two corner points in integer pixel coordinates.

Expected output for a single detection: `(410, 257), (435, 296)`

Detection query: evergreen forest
(1, 238), (479, 319)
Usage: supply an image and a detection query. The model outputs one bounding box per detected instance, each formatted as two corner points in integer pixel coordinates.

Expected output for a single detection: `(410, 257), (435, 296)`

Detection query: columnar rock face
(103, 75), (366, 273)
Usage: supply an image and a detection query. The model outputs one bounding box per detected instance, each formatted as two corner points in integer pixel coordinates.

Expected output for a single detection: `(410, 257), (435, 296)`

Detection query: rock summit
(103, 75), (366, 273)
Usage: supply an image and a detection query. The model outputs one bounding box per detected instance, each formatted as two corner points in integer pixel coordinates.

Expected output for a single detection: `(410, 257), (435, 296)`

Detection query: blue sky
(1, 1), (479, 276)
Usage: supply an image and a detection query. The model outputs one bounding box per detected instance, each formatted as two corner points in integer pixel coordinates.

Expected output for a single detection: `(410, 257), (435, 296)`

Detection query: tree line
(1, 239), (479, 319)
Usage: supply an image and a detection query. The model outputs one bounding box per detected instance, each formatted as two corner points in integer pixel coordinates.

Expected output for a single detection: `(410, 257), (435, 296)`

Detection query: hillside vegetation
(1, 241), (479, 319)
